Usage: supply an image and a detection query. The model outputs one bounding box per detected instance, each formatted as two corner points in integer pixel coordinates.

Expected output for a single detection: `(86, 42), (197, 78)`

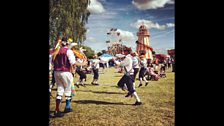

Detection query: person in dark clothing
(114, 48), (142, 105)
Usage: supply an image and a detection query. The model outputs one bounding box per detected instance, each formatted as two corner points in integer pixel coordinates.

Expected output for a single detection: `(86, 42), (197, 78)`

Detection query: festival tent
(99, 53), (114, 63)
(115, 54), (125, 58)
(101, 53), (113, 57)
(155, 54), (167, 63)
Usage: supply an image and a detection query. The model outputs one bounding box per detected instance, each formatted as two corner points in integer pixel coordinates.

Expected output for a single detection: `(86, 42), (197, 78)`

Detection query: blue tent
(99, 53), (114, 63)
(100, 53), (113, 57)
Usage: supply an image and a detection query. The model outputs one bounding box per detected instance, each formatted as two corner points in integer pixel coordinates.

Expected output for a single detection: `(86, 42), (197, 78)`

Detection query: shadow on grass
(49, 110), (69, 118)
(77, 89), (93, 92)
(110, 85), (119, 88)
(92, 91), (125, 94)
(49, 110), (55, 114)
(77, 90), (125, 94)
(84, 84), (100, 86)
(74, 100), (132, 105)
(49, 111), (55, 118)
(114, 75), (123, 77)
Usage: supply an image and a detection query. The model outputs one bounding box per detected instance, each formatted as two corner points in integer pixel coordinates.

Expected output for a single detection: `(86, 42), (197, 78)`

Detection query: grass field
(49, 67), (175, 126)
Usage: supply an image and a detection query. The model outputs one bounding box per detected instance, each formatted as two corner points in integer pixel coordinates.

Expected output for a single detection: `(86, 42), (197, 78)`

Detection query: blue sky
(85, 0), (175, 54)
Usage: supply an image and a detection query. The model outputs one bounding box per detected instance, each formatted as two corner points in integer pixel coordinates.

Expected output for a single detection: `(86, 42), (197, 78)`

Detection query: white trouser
(54, 71), (73, 100)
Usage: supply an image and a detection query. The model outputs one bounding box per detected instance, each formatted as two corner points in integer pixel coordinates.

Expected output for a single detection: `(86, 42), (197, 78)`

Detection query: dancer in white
(131, 52), (140, 88)
(91, 55), (100, 85)
(53, 40), (87, 117)
(138, 55), (149, 87)
(114, 48), (142, 105)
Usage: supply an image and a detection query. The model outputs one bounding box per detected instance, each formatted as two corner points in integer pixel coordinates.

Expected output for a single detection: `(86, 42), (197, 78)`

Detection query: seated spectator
(159, 64), (167, 78)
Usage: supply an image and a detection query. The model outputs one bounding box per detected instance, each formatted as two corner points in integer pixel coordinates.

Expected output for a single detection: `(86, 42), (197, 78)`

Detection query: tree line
(49, 0), (91, 48)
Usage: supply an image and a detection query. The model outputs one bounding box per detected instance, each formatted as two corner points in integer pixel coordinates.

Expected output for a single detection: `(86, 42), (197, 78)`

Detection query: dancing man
(131, 52), (140, 88)
(74, 57), (87, 88)
(91, 55), (100, 85)
(138, 55), (149, 87)
(53, 40), (87, 117)
(114, 48), (142, 105)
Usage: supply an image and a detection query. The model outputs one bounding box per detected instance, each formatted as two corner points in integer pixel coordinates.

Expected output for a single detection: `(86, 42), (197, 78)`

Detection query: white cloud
(87, 36), (97, 43)
(86, 28), (90, 33)
(166, 23), (175, 28)
(94, 12), (117, 19)
(151, 29), (174, 40)
(106, 29), (136, 45)
(153, 48), (168, 54)
(117, 29), (136, 42)
(167, 0), (175, 4)
(130, 19), (175, 30)
(132, 0), (174, 10)
(87, 0), (105, 14)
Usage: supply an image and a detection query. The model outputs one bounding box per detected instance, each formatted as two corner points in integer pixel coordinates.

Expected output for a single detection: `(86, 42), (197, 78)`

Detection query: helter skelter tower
(136, 24), (153, 60)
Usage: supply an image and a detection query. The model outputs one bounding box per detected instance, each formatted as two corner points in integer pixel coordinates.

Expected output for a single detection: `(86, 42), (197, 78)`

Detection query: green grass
(49, 67), (175, 126)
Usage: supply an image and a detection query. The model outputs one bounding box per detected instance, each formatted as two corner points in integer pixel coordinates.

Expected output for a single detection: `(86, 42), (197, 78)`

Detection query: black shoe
(138, 84), (142, 88)
(91, 82), (94, 85)
(75, 84), (79, 88)
(125, 91), (134, 97)
(54, 111), (64, 117)
(49, 114), (54, 118)
(145, 82), (149, 86)
(64, 108), (73, 113)
(50, 93), (54, 99)
(133, 101), (142, 106)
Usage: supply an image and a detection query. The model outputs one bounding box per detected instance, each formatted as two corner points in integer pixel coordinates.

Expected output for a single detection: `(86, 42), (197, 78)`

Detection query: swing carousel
(106, 28), (128, 56)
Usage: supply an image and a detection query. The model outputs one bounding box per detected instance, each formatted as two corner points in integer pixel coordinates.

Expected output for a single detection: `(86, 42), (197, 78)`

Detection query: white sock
(143, 77), (148, 82)
(139, 78), (143, 84)
(133, 92), (140, 102)
(81, 79), (85, 85)
(133, 83), (136, 89)
(123, 85), (127, 90)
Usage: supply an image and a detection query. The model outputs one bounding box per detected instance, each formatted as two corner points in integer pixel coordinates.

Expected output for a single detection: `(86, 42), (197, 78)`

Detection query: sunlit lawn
(49, 66), (174, 126)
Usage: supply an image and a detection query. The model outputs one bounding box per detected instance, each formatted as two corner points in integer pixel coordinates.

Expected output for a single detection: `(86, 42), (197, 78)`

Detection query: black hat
(61, 37), (67, 42)
(123, 47), (132, 54)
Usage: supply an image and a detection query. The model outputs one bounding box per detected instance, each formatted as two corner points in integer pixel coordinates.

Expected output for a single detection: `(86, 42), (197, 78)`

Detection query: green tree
(152, 50), (156, 54)
(49, 0), (91, 47)
(97, 52), (103, 57)
(82, 45), (95, 59)
(73, 45), (95, 59)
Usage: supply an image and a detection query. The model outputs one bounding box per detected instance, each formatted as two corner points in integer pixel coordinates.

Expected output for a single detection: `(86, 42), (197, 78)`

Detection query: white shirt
(115, 54), (134, 74)
(65, 47), (76, 65)
(76, 58), (84, 69)
(132, 56), (140, 68)
(139, 58), (147, 68)
(91, 59), (100, 69)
